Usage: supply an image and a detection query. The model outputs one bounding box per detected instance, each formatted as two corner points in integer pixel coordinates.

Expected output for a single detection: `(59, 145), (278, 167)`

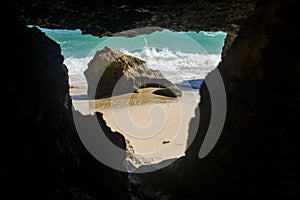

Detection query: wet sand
(70, 86), (200, 168)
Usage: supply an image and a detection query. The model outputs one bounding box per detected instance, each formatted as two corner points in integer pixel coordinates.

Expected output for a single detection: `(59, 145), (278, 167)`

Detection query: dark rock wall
(1, 5), (128, 199)
(14, 0), (256, 36)
(131, 0), (300, 199)
(1, 9), (77, 199)
(214, 0), (300, 196)
(2, 0), (299, 199)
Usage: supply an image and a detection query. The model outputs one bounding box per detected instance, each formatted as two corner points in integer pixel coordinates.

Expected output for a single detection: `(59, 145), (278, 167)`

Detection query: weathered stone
(13, 0), (257, 36)
(132, 0), (300, 199)
(4, 0), (300, 199)
(1, 8), (129, 199)
(84, 46), (182, 98)
(153, 88), (178, 98)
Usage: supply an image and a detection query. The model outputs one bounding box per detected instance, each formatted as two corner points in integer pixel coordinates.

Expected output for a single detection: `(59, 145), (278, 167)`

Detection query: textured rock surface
(14, 0), (257, 36)
(1, 8), (129, 199)
(1, 10), (78, 199)
(3, 0), (300, 199)
(132, 0), (300, 199)
(84, 46), (181, 98)
(153, 88), (179, 98)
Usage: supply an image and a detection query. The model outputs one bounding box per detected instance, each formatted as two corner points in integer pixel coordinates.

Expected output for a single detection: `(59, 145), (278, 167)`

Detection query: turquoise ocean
(31, 26), (226, 89)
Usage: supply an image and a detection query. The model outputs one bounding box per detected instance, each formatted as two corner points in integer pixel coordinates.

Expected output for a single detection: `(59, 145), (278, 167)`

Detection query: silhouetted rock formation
(14, 0), (257, 36)
(131, 0), (300, 199)
(1, 8), (128, 199)
(72, 111), (129, 200)
(3, 0), (299, 199)
(84, 46), (181, 98)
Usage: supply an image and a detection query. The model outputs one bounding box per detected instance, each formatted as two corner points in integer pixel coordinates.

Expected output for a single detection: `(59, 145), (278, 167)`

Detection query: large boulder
(84, 46), (182, 98)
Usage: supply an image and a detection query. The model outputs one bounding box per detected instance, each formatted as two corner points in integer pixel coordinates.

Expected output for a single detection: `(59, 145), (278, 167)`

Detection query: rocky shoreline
(3, 0), (299, 199)
(15, 0), (256, 36)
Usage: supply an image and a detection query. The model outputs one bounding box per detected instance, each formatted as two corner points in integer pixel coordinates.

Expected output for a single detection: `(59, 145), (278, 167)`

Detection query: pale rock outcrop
(84, 46), (182, 98)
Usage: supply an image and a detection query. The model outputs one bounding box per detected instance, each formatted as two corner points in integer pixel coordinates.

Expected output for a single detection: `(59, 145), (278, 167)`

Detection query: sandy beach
(70, 86), (200, 168)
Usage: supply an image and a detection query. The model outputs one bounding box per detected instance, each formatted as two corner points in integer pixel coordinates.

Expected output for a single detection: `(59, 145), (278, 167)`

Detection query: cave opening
(31, 25), (226, 171)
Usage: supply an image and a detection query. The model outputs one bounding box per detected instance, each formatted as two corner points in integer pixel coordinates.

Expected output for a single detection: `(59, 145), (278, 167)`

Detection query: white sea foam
(64, 47), (221, 88)
(121, 47), (221, 83)
(64, 56), (92, 87)
(203, 31), (225, 37)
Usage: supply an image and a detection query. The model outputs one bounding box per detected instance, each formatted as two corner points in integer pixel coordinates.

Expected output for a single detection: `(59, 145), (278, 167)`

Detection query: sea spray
(64, 56), (92, 87)
(30, 26), (226, 89)
(121, 47), (221, 84)
(31, 26), (226, 169)
(63, 48), (221, 89)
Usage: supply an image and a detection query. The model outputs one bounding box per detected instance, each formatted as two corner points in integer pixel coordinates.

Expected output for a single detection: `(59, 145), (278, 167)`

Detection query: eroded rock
(1, 9), (129, 198)
(13, 0), (257, 36)
(84, 46), (182, 98)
